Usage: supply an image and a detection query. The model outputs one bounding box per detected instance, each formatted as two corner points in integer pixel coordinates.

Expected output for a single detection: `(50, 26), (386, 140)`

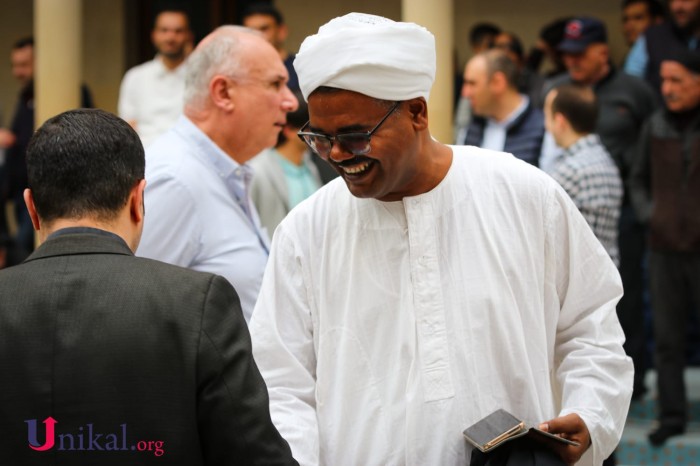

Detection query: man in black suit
(0, 108), (297, 465)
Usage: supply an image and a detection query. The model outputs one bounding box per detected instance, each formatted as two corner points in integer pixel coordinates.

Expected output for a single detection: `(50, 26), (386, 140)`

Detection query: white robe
(249, 145), (632, 466)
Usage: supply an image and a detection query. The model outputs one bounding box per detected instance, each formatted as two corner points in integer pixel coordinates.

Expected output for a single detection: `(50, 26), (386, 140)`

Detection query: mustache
(333, 155), (375, 167)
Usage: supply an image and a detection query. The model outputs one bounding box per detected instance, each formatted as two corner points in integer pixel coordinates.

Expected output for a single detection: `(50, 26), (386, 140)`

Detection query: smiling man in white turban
(249, 12), (632, 466)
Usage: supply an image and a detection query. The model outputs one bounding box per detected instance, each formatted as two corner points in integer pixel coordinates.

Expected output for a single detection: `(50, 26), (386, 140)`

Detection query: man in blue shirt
(137, 26), (298, 321)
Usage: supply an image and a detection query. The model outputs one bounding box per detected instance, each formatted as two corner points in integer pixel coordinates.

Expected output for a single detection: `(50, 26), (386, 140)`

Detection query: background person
(461, 49), (545, 166)
(1, 37), (93, 257)
(242, 2), (300, 91)
(250, 90), (326, 235)
(118, 9), (193, 147)
(630, 51), (700, 446)
(544, 83), (623, 266)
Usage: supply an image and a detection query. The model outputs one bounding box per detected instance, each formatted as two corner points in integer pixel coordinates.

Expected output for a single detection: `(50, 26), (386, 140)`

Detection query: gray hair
(184, 25), (259, 110)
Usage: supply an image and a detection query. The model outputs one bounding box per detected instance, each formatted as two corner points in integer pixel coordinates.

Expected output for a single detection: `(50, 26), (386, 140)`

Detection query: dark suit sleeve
(196, 275), (298, 465)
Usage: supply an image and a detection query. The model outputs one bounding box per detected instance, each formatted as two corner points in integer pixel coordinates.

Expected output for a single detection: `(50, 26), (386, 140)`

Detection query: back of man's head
(551, 84), (598, 134)
(469, 23), (501, 53)
(482, 49), (520, 91)
(26, 109), (145, 224)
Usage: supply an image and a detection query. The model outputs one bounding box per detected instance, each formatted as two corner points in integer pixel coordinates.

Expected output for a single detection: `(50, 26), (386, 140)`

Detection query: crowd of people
(0, 1), (698, 464)
(456, 0), (700, 450)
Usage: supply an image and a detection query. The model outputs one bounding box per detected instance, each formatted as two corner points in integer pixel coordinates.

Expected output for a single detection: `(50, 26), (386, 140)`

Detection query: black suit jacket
(0, 228), (297, 465)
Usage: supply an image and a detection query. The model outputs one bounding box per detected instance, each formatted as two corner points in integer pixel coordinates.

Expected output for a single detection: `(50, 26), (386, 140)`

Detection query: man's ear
(407, 98), (429, 131)
(23, 188), (41, 231)
(554, 112), (568, 133)
(209, 75), (235, 111)
(130, 179), (147, 224)
(489, 71), (507, 94)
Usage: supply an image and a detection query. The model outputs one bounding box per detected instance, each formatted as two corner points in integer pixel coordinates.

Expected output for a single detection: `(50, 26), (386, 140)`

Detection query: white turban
(294, 13), (436, 102)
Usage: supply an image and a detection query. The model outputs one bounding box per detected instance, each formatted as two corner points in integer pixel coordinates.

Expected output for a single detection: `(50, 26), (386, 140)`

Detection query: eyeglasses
(297, 101), (400, 159)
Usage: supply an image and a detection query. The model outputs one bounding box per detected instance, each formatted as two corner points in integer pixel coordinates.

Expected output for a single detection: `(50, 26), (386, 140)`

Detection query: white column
(34, 0), (82, 127)
(402, 0), (454, 143)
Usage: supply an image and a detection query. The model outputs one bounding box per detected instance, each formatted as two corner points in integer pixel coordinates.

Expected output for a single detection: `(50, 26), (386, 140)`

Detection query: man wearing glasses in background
(137, 26), (297, 322)
(249, 13), (633, 466)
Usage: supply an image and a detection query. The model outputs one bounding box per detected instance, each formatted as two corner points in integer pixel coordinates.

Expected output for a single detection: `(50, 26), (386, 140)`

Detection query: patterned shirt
(547, 134), (623, 266)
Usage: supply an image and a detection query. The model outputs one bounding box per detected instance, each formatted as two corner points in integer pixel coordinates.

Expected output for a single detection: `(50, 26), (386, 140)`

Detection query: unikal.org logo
(26, 417), (165, 457)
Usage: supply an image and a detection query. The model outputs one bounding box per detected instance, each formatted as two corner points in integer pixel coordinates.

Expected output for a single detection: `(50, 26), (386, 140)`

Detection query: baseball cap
(558, 17), (608, 53)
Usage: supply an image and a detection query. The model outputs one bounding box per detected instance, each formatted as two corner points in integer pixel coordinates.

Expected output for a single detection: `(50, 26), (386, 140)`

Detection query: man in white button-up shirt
(137, 26), (298, 321)
(118, 9), (192, 147)
(249, 13), (633, 466)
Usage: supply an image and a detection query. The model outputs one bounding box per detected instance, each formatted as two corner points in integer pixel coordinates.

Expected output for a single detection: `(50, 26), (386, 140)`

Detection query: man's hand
(538, 413), (591, 465)
(0, 129), (16, 149)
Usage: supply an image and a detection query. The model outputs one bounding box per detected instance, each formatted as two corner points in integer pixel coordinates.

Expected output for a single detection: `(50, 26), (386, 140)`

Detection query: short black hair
(469, 23), (501, 48)
(539, 17), (574, 49)
(551, 84), (598, 134)
(241, 2), (284, 25)
(276, 90), (307, 147)
(621, 0), (665, 19)
(26, 109), (145, 223)
(495, 32), (525, 61)
(286, 90), (309, 129)
(13, 36), (33, 50)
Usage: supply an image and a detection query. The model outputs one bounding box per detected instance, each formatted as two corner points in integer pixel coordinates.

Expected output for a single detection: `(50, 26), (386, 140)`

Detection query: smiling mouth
(335, 156), (377, 177)
(341, 160), (373, 175)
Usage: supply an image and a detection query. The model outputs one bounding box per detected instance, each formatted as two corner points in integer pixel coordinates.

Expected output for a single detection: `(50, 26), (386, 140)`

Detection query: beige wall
(83, 0), (124, 113)
(0, 0), (124, 124)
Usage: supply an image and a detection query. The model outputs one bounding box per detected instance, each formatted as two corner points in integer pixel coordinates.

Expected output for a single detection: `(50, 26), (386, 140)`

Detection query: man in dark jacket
(0, 108), (297, 465)
(461, 49), (545, 166)
(1, 37), (94, 256)
(630, 50), (700, 447)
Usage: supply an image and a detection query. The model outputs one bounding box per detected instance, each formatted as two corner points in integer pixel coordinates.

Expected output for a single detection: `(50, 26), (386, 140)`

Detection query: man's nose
(282, 85), (299, 112)
(327, 139), (356, 163)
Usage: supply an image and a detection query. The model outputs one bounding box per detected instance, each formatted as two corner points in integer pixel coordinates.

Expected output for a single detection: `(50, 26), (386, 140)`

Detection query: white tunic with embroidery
(250, 145), (632, 466)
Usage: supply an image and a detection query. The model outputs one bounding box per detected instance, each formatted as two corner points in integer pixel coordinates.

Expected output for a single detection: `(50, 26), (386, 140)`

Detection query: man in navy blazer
(0, 108), (297, 465)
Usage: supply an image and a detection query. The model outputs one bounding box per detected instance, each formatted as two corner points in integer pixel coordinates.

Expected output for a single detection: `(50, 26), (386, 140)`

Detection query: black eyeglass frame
(297, 101), (401, 158)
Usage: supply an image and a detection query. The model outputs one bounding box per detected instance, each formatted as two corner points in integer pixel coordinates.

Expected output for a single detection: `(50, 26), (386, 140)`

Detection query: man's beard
(160, 48), (185, 61)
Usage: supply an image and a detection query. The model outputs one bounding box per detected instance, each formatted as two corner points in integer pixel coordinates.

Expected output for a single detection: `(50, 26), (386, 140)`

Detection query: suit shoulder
(130, 255), (225, 289)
